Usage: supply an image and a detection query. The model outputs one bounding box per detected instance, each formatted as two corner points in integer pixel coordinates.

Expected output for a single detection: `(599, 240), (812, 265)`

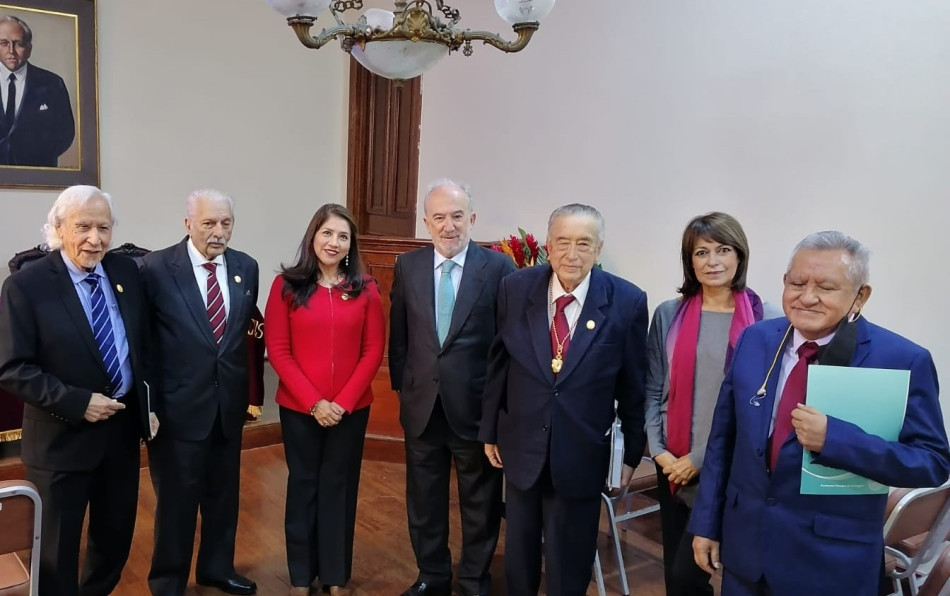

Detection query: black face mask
(816, 286), (864, 367)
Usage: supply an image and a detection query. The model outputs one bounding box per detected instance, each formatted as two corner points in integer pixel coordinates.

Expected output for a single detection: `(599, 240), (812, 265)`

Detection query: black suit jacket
(0, 64), (75, 167)
(140, 240), (259, 442)
(479, 265), (649, 499)
(389, 241), (516, 440)
(0, 251), (151, 471)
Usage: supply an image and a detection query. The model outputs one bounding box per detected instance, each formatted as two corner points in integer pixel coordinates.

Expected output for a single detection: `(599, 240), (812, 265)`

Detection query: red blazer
(265, 275), (385, 414)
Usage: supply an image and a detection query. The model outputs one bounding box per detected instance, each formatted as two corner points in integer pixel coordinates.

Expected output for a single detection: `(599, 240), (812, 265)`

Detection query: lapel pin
(586, 320), (595, 330)
(116, 284), (124, 293)
(234, 275), (242, 284)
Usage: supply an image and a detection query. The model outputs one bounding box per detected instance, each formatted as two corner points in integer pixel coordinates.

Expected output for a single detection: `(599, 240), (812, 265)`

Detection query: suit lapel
(408, 246), (439, 348)
(848, 317), (872, 368)
(49, 252), (108, 376)
(526, 266), (556, 385)
(221, 252), (247, 348)
(553, 269), (608, 385)
(170, 241), (218, 349)
(441, 242), (486, 351)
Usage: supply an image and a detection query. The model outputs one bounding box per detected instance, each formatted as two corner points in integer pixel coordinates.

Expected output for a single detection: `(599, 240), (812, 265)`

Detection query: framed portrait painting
(0, 0), (97, 189)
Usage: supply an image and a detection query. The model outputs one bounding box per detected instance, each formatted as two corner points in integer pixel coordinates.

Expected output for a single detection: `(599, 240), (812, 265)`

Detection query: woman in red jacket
(265, 204), (385, 596)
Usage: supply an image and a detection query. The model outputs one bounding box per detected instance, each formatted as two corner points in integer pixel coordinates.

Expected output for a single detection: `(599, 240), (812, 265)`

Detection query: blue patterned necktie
(436, 260), (457, 346)
(84, 274), (123, 395)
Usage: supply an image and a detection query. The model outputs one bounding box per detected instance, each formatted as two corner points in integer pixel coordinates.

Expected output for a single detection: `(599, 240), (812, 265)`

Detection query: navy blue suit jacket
(688, 316), (950, 595)
(478, 265), (649, 499)
(0, 64), (75, 167)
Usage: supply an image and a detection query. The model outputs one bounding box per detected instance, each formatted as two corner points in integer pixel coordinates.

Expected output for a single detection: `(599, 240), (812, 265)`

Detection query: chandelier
(265, 0), (556, 81)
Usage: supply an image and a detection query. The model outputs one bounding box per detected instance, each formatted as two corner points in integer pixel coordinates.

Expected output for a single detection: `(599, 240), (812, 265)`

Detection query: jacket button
(432, 377), (439, 383)
(766, 497), (776, 506)
(554, 391), (559, 397)
(542, 425), (549, 431)
(756, 448), (764, 457)
(214, 380), (219, 388)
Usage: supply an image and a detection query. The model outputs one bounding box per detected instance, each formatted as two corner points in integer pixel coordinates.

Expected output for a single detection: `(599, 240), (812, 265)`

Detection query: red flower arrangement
(491, 228), (548, 269)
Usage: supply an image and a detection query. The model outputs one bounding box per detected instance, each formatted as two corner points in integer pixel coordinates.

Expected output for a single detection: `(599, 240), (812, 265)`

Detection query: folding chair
(0, 480), (42, 596)
(884, 483), (950, 596)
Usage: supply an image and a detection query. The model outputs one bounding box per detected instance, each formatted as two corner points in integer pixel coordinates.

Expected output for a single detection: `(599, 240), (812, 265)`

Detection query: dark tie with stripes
(203, 262), (226, 343)
(83, 274), (123, 395)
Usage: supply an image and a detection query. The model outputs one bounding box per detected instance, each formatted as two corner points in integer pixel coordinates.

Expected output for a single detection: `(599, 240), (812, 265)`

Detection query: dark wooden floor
(104, 443), (718, 595)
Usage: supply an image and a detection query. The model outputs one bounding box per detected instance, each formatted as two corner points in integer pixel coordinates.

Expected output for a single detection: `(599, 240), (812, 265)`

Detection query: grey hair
(0, 15), (32, 44)
(43, 185), (115, 250)
(788, 230), (870, 286)
(547, 204), (606, 244)
(186, 188), (234, 218)
(423, 178), (475, 213)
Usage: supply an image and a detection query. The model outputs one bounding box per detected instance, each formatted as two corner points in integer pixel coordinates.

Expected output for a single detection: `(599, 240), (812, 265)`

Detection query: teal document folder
(800, 365), (909, 495)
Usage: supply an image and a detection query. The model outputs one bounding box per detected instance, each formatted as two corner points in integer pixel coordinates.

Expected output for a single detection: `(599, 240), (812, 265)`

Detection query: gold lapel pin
(586, 320), (595, 330)
(234, 275), (242, 283)
(116, 284), (124, 293)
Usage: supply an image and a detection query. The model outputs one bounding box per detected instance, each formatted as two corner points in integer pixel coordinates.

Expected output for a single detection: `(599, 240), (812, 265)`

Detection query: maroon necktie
(550, 294), (576, 366)
(768, 341), (820, 471)
(203, 263), (226, 344)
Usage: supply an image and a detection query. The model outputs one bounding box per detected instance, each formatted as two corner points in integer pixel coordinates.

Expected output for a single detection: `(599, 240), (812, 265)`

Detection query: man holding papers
(689, 230), (950, 596)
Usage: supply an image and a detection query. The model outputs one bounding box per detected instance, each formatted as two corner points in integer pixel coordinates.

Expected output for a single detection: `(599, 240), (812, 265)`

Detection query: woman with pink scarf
(645, 212), (778, 596)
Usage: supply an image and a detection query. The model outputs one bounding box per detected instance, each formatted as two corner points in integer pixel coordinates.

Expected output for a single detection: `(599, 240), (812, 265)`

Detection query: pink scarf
(665, 289), (762, 494)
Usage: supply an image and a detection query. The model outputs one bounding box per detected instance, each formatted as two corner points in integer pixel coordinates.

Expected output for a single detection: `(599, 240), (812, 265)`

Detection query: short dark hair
(678, 211), (750, 297)
(280, 203), (366, 309)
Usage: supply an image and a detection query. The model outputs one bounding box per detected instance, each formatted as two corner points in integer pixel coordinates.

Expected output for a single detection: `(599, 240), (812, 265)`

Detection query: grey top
(645, 297), (781, 504)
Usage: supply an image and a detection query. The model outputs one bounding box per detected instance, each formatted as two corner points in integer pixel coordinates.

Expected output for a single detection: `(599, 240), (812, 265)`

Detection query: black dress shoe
(196, 574), (257, 595)
(400, 581), (452, 596)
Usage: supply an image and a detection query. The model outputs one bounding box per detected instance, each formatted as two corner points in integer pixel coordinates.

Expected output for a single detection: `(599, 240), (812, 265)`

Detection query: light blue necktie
(437, 260), (457, 346)
(84, 274), (123, 395)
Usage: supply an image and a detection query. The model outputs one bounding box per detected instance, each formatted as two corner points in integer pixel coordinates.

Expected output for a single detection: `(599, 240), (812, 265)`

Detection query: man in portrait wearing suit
(141, 189), (260, 596)
(689, 231), (950, 596)
(0, 15), (75, 167)
(0, 185), (156, 596)
(480, 203), (649, 596)
(389, 179), (516, 596)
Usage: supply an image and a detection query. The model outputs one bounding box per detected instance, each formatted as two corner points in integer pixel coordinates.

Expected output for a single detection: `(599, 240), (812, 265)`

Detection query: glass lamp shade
(494, 0), (556, 24)
(351, 40), (449, 80)
(265, 0), (331, 18)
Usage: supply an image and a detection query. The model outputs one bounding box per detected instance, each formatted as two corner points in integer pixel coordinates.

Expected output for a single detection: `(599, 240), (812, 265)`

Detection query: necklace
(549, 279), (581, 374)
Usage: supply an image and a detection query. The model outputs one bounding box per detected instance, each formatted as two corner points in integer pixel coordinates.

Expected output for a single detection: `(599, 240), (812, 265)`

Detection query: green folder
(800, 365), (909, 495)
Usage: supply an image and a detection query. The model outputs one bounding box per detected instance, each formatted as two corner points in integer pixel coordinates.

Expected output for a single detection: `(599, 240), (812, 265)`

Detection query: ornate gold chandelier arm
(459, 22), (539, 54)
(289, 17), (358, 50)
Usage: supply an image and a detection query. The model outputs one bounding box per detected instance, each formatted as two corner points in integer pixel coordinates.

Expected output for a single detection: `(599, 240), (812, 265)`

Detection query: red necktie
(768, 341), (820, 471)
(550, 294), (576, 363)
(203, 263), (226, 344)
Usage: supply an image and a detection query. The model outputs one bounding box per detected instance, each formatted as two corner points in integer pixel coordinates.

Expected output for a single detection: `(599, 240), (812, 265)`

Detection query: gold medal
(116, 284), (124, 293)
(234, 275), (242, 283)
(341, 293), (349, 301)
(551, 356), (563, 374)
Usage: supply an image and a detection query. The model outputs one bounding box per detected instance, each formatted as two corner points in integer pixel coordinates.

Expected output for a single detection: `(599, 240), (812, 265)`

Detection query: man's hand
(791, 404), (827, 453)
(654, 451), (676, 475)
(692, 536), (722, 574)
(84, 392), (125, 423)
(620, 463), (636, 487)
(148, 412), (160, 439)
(668, 455), (699, 485)
(312, 399), (343, 428)
(484, 444), (503, 469)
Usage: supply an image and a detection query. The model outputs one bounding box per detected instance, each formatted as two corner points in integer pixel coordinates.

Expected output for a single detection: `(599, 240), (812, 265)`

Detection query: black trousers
(26, 408), (140, 596)
(654, 464), (714, 596)
(404, 400), (502, 596)
(147, 414), (243, 596)
(280, 405), (369, 588)
(504, 463), (602, 596)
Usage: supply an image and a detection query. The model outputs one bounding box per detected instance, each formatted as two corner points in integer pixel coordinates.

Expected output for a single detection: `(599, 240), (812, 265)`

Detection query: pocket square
(39, 104), (49, 111)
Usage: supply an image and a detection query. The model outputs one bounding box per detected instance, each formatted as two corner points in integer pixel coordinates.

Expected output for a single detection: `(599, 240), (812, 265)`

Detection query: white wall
(418, 1), (950, 428)
(0, 0), (350, 297)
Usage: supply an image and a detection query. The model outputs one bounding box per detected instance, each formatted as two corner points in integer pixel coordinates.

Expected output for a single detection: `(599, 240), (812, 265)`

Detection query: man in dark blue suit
(480, 204), (649, 595)
(0, 15), (75, 167)
(690, 231), (950, 596)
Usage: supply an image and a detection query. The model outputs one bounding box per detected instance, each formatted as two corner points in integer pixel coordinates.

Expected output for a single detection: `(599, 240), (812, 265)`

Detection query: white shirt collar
(790, 328), (835, 352)
(0, 62), (28, 81)
(550, 270), (592, 308)
(187, 238), (225, 268)
(433, 245), (468, 271)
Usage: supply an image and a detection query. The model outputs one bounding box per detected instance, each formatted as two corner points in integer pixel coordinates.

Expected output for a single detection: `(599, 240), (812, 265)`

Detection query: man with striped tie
(141, 189), (259, 596)
(0, 185), (155, 596)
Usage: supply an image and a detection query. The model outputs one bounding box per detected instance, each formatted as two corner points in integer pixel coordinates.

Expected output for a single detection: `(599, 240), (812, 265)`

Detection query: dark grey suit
(140, 239), (259, 596)
(389, 241), (515, 595)
(0, 251), (150, 596)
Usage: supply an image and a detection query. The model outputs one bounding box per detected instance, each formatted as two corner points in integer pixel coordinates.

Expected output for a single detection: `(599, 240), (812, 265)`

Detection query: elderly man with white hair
(0, 185), (155, 596)
(141, 188), (260, 596)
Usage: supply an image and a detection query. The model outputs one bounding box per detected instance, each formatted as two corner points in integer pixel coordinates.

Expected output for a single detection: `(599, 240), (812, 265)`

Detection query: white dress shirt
(187, 238), (230, 318)
(548, 271), (592, 339)
(0, 62), (27, 117)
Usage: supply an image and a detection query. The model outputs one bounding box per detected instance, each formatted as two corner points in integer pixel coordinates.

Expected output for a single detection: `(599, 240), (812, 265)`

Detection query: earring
(345, 254), (349, 268)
